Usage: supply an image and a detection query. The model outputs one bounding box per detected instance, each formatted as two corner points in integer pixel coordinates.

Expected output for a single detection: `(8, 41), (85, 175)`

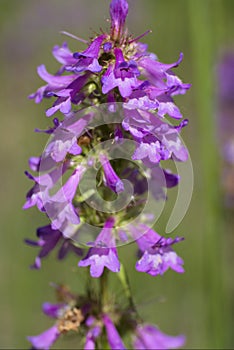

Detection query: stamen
(60, 31), (89, 44)
(129, 30), (152, 44)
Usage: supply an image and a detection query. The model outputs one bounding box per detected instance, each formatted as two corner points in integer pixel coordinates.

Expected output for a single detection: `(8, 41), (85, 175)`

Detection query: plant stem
(118, 264), (137, 313)
(100, 269), (109, 310)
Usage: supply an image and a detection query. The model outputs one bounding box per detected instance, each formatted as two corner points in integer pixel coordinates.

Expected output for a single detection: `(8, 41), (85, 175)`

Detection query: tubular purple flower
(28, 65), (78, 104)
(46, 73), (90, 117)
(84, 325), (101, 350)
(102, 48), (140, 98)
(25, 225), (83, 269)
(52, 42), (77, 66)
(42, 302), (67, 318)
(78, 217), (120, 278)
(23, 182), (45, 212)
(110, 0), (129, 41)
(134, 225), (184, 276)
(23, 163), (65, 212)
(71, 35), (106, 73)
(114, 49), (140, 80)
(103, 314), (126, 350)
(100, 154), (124, 193)
(50, 165), (85, 203)
(122, 109), (188, 164)
(43, 115), (90, 162)
(45, 165), (86, 230)
(139, 53), (184, 84)
(27, 325), (60, 350)
(132, 141), (162, 164)
(123, 94), (159, 112)
(133, 324), (186, 350)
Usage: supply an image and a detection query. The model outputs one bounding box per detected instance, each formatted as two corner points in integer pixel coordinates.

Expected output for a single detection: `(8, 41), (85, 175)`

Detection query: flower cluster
(24, 0), (190, 348)
(27, 284), (185, 350)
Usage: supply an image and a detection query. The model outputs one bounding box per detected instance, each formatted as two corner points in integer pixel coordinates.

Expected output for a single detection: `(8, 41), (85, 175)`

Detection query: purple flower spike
(133, 324), (186, 350)
(27, 325), (60, 350)
(110, 0), (129, 41)
(100, 154), (124, 194)
(134, 225), (184, 276)
(78, 217), (120, 278)
(103, 314), (126, 350)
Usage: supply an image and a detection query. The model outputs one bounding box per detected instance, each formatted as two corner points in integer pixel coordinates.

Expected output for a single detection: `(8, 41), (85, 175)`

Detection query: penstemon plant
(24, 0), (191, 349)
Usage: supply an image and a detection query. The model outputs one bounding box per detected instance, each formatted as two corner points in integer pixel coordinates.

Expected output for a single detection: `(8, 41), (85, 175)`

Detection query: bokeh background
(1, 0), (234, 348)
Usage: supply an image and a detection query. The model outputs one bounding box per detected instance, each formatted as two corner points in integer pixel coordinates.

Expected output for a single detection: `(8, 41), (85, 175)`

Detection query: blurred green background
(1, 0), (234, 348)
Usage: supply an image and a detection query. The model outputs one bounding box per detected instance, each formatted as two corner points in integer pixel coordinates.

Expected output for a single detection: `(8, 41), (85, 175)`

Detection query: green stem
(100, 269), (109, 310)
(117, 264), (137, 313)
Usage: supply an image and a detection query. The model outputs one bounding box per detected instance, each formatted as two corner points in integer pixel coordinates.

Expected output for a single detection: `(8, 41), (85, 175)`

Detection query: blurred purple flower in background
(217, 51), (234, 207)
